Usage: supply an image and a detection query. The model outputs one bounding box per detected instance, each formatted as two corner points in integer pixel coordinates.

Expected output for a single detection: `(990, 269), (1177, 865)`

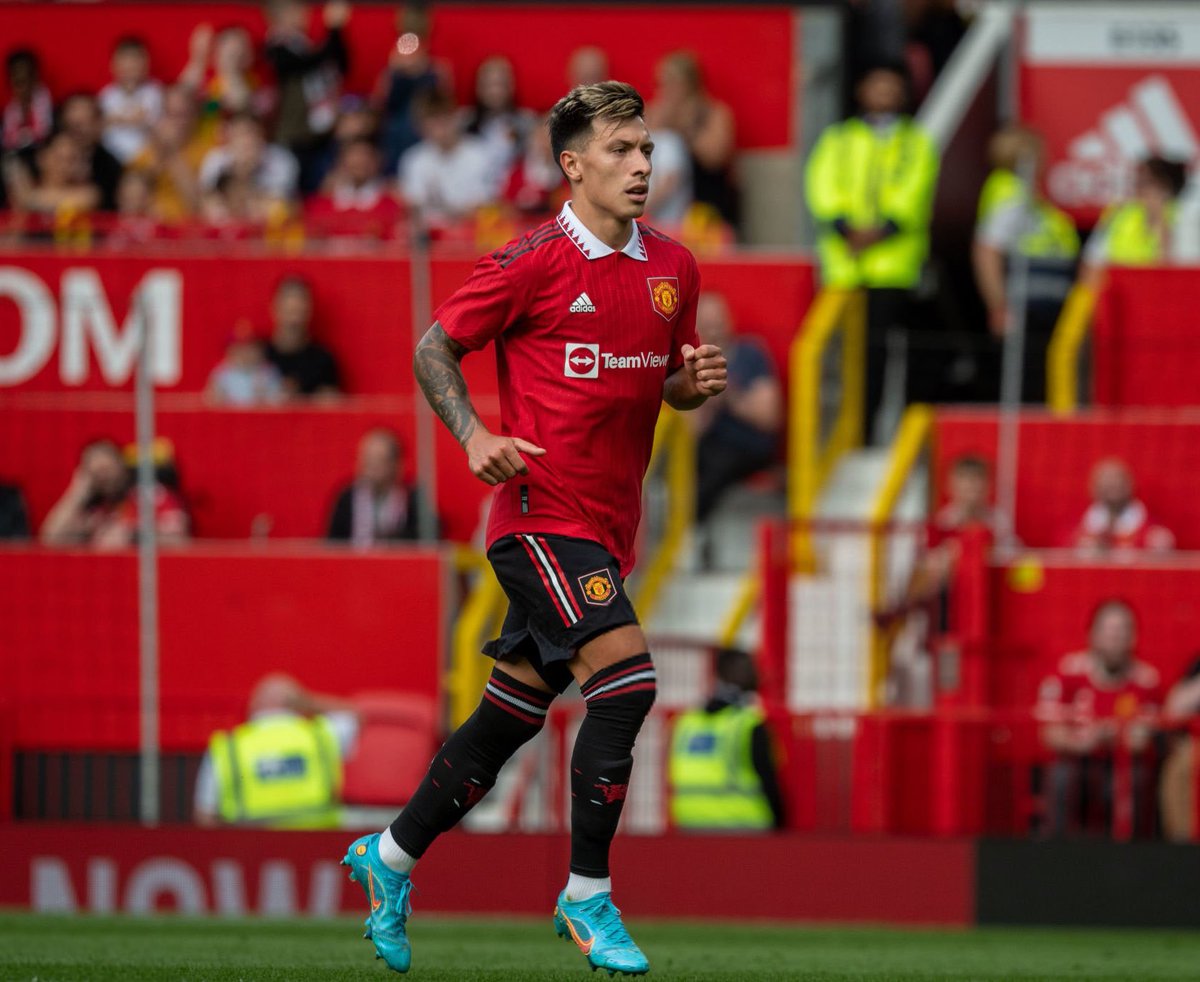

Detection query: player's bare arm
(663, 342), (728, 410)
(413, 321), (545, 486)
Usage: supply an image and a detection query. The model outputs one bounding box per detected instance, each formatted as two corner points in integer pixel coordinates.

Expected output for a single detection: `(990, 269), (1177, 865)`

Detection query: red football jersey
(1036, 652), (1164, 723)
(434, 201), (700, 575)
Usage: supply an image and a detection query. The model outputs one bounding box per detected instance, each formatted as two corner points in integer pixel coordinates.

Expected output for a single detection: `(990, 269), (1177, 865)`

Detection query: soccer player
(342, 81), (727, 976)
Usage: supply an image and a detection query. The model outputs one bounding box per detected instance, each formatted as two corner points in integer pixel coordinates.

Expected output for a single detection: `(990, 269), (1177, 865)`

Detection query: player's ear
(559, 148), (583, 185)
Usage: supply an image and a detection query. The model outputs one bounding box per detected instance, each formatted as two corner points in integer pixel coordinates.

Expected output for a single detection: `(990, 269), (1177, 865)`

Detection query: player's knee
(581, 652), (657, 722)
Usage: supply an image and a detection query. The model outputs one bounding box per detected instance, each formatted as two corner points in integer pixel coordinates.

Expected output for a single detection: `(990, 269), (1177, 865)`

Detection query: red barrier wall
(0, 825), (974, 924)
(932, 407), (1200, 549)
(0, 250), (813, 395)
(0, 546), (448, 751)
(0, 4), (794, 150)
(1093, 267), (1200, 409)
(986, 558), (1200, 709)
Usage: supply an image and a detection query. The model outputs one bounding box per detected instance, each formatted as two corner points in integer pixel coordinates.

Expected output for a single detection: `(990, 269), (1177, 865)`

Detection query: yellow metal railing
(717, 571), (760, 648)
(866, 403), (934, 708)
(446, 409), (694, 727)
(1046, 283), (1098, 413)
(631, 407), (695, 619)
(788, 288), (866, 566)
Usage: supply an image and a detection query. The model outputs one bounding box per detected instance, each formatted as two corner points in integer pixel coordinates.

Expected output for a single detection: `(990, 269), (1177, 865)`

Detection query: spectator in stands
(327, 428), (431, 545)
(1080, 156), (1189, 288)
(1159, 656), (1200, 842)
(0, 482), (31, 539)
(265, 0), (350, 163)
(973, 124), (1080, 403)
(306, 136), (403, 235)
(502, 112), (566, 219)
(40, 438), (190, 550)
(374, 3), (447, 174)
(58, 93), (122, 211)
(98, 36), (163, 166)
(460, 56), (536, 175)
(643, 126), (692, 230)
(128, 84), (208, 224)
(399, 91), (496, 232)
(805, 61), (938, 444)
(302, 96), (377, 193)
(2, 130), (100, 222)
(104, 169), (163, 246)
(1070, 457), (1175, 556)
(179, 24), (275, 144)
(669, 648), (785, 831)
(690, 292), (782, 528)
(1036, 600), (1163, 837)
(194, 672), (360, 828)
(206, 318), (285, 406)
(199, 112), (299, 206)
(2, 49), (52, 156)
(566, 46), (609, 89)
(265, 275), (340, 397)
(646, 52), (738, 228)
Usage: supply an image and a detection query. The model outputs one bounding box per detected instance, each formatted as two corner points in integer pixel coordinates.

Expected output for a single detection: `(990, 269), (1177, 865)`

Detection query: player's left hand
(681, 343), (727, 398)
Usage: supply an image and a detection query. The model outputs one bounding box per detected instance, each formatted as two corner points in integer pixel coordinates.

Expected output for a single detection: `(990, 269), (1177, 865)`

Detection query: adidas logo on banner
(569, 292), (597, 313)
(1049, 74), (1199, 208)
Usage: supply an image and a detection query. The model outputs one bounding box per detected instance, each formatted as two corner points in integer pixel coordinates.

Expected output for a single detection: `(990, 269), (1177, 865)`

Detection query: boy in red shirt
(343, 82), (726, 976)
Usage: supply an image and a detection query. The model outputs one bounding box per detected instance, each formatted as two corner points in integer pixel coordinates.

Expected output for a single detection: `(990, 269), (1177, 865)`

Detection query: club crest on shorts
(647, 277), (680, 321)
(578, 568), (617, 606)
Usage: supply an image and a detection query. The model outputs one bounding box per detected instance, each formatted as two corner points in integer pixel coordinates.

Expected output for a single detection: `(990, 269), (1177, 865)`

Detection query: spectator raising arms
(264, 275), (340, 397)
(98, 36), (163, 165)
(1070, 457), (1175, 555)
(40, 438), (190, 550)
(374, 2), (447, 174)
(326, 429), (432, 546)
(399, 91), (496, 231)
(2, 49), (53, 155)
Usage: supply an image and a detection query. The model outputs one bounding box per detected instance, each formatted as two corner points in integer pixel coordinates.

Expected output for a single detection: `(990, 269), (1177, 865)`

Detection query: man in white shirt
(98, 37), (163, 164)
(199, 112), (300, 200)
(398, 90), (497, 229)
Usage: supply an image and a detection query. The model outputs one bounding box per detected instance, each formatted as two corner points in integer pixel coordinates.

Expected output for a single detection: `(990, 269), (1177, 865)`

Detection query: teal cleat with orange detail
(554, 891), (649, 976)
(341, 833), (414, 973)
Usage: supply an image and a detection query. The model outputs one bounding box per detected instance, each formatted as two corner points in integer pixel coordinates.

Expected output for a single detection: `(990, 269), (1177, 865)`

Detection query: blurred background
(3, 0), (1200, 929)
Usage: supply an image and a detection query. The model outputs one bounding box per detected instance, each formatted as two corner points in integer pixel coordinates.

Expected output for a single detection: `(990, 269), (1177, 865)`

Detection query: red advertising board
(1019, 3), (1200, 225)
(0, 825), (973, 924)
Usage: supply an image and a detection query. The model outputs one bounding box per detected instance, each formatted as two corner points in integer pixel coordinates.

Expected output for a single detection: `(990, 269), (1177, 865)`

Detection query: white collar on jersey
(556, 201), (648, 262)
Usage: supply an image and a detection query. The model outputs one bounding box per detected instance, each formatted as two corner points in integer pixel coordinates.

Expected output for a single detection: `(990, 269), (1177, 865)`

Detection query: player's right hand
(465, 431), (546, 485)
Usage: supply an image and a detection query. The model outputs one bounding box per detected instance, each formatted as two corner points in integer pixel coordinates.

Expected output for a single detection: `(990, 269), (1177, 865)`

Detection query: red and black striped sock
(390, 667), (553, 858)
(570, 653), (658, 878)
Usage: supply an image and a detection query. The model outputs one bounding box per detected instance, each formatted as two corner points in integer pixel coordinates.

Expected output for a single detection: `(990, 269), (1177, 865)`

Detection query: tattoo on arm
(413, 322), (482, 447)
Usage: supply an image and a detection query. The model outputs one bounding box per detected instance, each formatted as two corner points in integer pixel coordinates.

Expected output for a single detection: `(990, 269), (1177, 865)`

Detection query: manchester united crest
(578, 568), (617, 606)
(647, 277), (680, 321)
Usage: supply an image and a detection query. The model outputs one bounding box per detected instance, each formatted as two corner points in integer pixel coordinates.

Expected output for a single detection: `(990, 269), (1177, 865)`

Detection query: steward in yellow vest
(668, 648), (783, 831)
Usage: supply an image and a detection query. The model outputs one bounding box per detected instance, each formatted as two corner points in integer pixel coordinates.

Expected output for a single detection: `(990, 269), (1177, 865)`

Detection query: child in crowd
(2, 49), (53, 154)
(206, 320), (285, 406)
(98, 36), (164, 165)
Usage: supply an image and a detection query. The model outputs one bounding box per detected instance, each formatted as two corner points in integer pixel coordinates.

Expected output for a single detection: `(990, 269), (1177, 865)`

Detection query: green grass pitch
(2, 914), (1199, 981)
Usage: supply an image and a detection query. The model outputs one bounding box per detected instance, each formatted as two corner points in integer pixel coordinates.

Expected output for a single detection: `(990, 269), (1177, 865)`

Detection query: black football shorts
(482, 533), (639, 693)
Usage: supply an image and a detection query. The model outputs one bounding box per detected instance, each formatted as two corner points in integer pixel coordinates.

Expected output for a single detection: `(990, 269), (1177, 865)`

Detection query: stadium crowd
(0, 1), (740, 247)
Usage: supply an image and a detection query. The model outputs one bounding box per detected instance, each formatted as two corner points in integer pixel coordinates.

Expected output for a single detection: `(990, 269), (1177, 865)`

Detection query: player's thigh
(570, 624), (651, 686)
(493, 655), (556, 695)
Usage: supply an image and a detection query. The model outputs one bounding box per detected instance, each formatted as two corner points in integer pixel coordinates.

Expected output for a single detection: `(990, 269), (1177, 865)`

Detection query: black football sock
(390, 667), (552, 858)
(569, 653), (658, 878)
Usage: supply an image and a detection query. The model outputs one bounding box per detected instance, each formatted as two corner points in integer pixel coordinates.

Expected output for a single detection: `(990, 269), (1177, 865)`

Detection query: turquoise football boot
(341, 833), (414, 973)
(554, 891), (649, 976)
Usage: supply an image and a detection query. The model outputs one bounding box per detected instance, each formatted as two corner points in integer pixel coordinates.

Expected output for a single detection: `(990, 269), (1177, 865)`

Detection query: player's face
(569, 116), (654, 222)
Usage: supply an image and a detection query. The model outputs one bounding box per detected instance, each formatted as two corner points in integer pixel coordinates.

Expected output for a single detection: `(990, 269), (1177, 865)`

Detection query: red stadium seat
(341, 693), (441, 807)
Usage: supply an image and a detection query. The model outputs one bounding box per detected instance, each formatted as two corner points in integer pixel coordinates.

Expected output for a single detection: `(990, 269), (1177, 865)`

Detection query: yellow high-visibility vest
(668, 704), (773, 830)
(805, 115), (940, 289)
(209, 714), (343, 829)
(976, 168), (1080, 260)
(1096, 201), (1176, 266)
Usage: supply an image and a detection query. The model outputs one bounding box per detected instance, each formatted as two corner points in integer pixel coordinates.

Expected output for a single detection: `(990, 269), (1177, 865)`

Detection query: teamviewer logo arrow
(564, 343), (600, 379)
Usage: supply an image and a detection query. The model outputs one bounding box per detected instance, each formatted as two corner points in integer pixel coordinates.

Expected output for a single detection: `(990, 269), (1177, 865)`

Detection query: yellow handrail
(447, 549), (505, 727)
(788, 287), (866, 566)
(631, 407), (695, 620)
(1046, 283), (1098, 413)
(866, 403), (934, 708)
(717, 571), (760, 648)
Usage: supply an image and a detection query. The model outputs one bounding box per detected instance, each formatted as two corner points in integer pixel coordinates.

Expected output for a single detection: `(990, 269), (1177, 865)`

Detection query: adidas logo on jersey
(569, 292), (597, 313)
